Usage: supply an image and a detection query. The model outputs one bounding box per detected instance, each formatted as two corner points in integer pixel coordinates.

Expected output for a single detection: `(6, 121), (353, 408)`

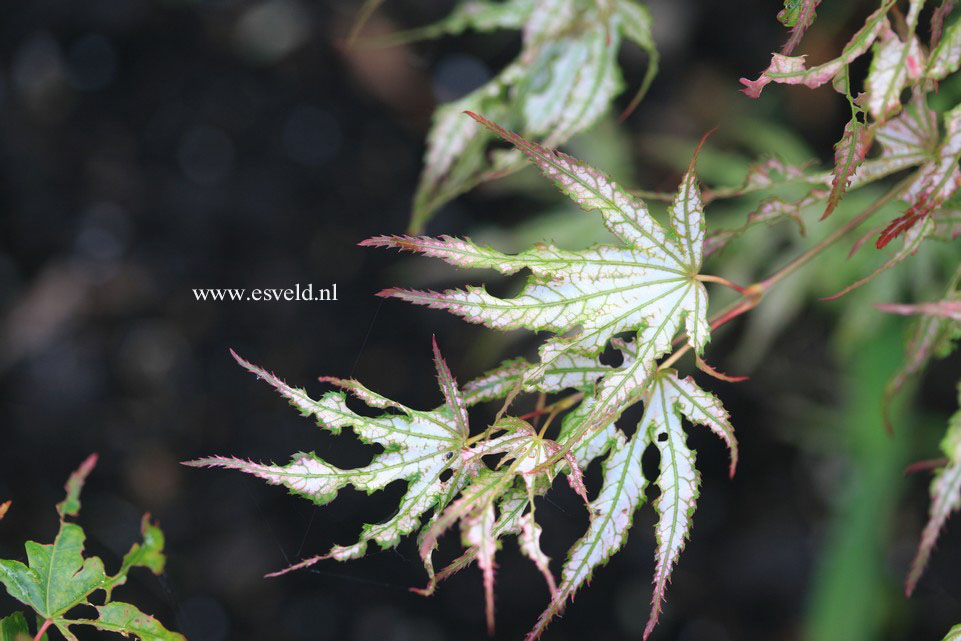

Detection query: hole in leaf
(641, 442), (660, 483)
(439, 468), (453, 482)
(598, 340), (624, 367)
(559, 323), (583, 340)
(657, 432), (668, 442)
(482, 453), (504, 470)
(484, 269), (529, 299)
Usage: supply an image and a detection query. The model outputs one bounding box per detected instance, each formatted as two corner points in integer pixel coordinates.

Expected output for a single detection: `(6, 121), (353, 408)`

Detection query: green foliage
(0, 455), (185, 641)
(0, 612), (42, 641)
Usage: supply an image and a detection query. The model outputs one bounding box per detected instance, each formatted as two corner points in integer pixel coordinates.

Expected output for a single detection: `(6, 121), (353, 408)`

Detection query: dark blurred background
(1, 1), (960, 640)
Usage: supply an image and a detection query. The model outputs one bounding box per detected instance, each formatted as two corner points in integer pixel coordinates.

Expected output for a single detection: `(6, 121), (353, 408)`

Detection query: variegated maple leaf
(905, 380), (961, 596)
(879, 263), (961, 430)
(875, 266), (961, 594)
(877, 102), (961, 249)
(189, 342), (481, 565)
(453, 338), (736, 639)
(368, 113), (713, 440)
(525, 366), (735, 641)
(863, 3), (925, 122)
(856, 90), (939, 185)
(927, 8), (961, 80)
(413, 346), (630, 599)
(777, 0), (822, 56)
(190, 340), (590, 631)
(944, 623), (961, 641)
(822, 101), (959, 299)
(742, 0), (936, 225)
(740, 0), (896, 98)
(419, 415), (586, 635)
(407, 0), (659, 233)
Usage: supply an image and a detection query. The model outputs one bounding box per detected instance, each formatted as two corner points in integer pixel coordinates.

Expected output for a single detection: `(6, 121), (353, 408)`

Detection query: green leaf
(0, 612), (33, 641)
(81, 603), (186, 641)
(777, 0), (805, 27)
(778, 0), (822, 55)
(0, 458), (184, 641)
(431, 336), (470, 439)
(944, 624), (961, 641)
(709, 88), (936, 250)
(409, 0), (658, 232)
(103, 515), (168, 600)
(372, 115), (712, 415)
(905, 380), (961, 595)
(0, 524), (108, 625)
(525, 369), (735, 641)
(55, 453), (97, 519)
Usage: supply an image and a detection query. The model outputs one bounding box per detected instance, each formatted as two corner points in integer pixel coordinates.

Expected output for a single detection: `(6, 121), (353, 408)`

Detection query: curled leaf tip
(696, 356), (749, 384)
(738, 77), (766, 98)
(684, 127), (716, 176)
(57, 452), (99, 519)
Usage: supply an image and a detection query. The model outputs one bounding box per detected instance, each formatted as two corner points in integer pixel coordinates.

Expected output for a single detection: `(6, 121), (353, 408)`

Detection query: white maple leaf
(855, 90), (939, 185)
(525, 368), (735, 641)
(368, 113), (711, 419)
(518, 512), (559, 599)
(906, 380), (961, 596)
(187, 343), (479, 568)
(419, 417), (586, 633)
(876, 102), (961, 250)
(409, 0), (658, 232)
(879, 264), (961, 430)
(740, 0), (895, 98)
(927, 13), (961, 80)
(863, 6), (925, 122)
